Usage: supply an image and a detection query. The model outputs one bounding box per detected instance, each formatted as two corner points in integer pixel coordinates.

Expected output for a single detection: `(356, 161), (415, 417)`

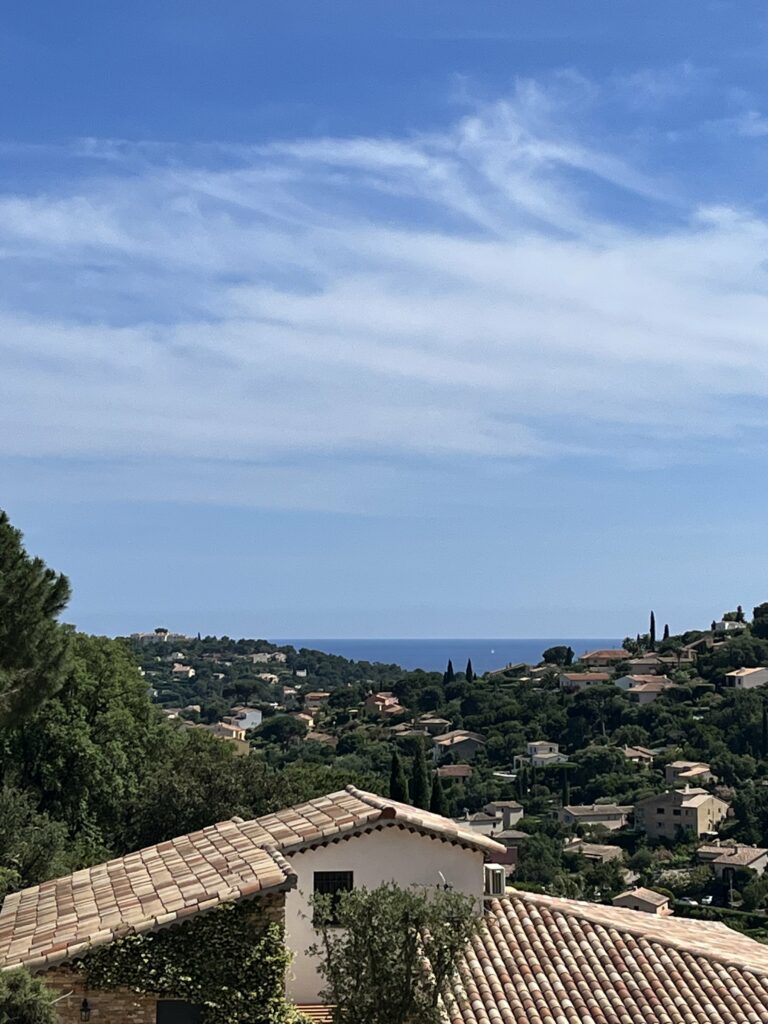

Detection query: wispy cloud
(2, 79), (768, 510)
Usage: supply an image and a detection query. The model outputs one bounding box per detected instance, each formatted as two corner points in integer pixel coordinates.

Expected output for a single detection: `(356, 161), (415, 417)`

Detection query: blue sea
(273, 639), (621, 676)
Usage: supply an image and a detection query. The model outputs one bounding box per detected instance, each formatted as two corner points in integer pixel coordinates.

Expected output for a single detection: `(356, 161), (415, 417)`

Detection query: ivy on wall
(76, 902), (303, 1024)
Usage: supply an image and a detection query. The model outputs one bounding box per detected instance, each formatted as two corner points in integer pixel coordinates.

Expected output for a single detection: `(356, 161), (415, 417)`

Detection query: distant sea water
(272, 639), (621, 676)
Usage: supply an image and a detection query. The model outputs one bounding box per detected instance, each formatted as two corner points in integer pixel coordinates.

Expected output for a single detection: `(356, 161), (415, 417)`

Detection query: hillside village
(127, 607), (768, 928)
(6, 512), (768, 1022)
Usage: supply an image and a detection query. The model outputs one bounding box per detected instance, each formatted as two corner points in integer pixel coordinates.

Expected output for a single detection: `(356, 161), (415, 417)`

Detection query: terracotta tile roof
(0, 787), (504, 973)
(613, 885), (669, 907)
(435, 764), (473, 779)
(443, 892), (768, 1024)
(0, 827), (296, 973)
(580, 649), (628, 660)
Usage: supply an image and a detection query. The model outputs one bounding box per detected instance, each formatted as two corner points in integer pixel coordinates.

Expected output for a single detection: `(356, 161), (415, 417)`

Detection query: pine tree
(649, 611), (656, 651)
(389, 750), (409, 803)
(737, 605), (745, 623)
(663, 623), (670, 641)
(410, 739), (431, 810)
(465, 658), (474, 682)
(0, 510), (71, 724)
(429, 777), (448, 816)
(443, 659), (455, 684)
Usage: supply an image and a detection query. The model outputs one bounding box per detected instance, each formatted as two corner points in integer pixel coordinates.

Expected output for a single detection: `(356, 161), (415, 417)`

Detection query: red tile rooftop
(443, 891), (768, 1024)
(0, 786), (504, 972)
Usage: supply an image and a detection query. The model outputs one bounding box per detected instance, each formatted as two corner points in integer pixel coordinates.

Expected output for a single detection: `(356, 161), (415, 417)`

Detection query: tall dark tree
(711, 620), (717, 633)
(443, 660), (455, 684)
(410, 739), (431, 810)
(0, 511), (71, 725)
(663, 623), (670, 641)
(561, 766), (570, 807)
(565, 646), (574, 666)
(389, 750), (409, 804)
(429, 776), (448, 816)
(465, 658), (474, 682)
(649, 611), (656, 651)
(736, 605), (746, 623)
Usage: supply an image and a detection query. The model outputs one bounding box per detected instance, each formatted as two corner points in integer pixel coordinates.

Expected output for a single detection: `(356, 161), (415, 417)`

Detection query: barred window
(313, 871), (353, 925)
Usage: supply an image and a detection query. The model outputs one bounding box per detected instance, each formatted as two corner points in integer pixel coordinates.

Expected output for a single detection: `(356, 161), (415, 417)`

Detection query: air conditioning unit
(484, 864), (505, 897)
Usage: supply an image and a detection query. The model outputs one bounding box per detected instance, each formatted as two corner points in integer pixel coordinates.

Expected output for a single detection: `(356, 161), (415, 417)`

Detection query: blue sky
(3, 1), (768, 638)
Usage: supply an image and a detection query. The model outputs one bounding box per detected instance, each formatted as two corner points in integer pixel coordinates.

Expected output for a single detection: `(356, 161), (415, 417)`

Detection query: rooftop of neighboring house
(561, 803), (631, 817)
(434, 764), (473, 779)
(304, 691), (331, 699)
(579, 649), (628, 661)
(442, 891), (768, 1024)
(0, 786), (505, 973)
(560, 672), (612, 682)
(433, 729), (485, 746)
(565, 839), (624, 860)
(668, 760), (711, 771)
(726, 666), (768, 677)
(622, 744), (656, 758)
(628, 678), (675, 693)
(621, 673), (672, 684)
(698, 843), (768, 866)
(638, 786), (723, 809)
(613, 886), (670, 907)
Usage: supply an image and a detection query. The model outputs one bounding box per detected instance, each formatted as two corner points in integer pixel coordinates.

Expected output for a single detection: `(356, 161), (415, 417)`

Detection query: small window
(313, 871), (353, 925)
(673, 809), (681, 816)
(656, 807), (665, 815)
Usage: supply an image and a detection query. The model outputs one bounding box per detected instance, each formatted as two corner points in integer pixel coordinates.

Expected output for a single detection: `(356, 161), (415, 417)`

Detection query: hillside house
(725, 667), (768, 689)
(715, 620), (747, 634)
(614, 674), (675, 704)
(363, 691), (405, 717)
(5, 787), (768, 1023)
(578, 649), (628, 669)
(514, 740), (568, 768)
(697, 842), (768, 879)
(203, 721), (250, 754)
(434, 763), (473, 780)
(483, 800), (524, 829)
(622, 745), (655, 766)
(226, 706), (263, 731)
(432, 729), (486, 762)
(665, 760), (715, 786)
(557, 804), (631, 831)
(634, 787), (730, 841)
(303, 691), (330, 712)
(171, 663), (195, 678)
(559, 672), (611, 691)
(251, 651), (288, 664)
(612, 887), (672, 916)
(417, 715), (451, 735)
(564, 838), (624, 864)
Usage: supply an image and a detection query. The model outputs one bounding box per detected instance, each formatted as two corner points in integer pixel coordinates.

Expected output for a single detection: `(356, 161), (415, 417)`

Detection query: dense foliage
(0, 968), (56, 1024)
(80, 903), (293, 1024)
(310, 883), (479, 1024)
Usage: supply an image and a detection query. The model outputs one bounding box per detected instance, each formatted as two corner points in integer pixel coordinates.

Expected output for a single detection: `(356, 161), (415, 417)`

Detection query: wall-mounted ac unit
(484, 864), (505, 897)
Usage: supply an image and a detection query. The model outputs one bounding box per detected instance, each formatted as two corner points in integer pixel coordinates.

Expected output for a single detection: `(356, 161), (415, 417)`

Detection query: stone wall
(39, 891), (287, 1023)
(44, 966), (157, 1024)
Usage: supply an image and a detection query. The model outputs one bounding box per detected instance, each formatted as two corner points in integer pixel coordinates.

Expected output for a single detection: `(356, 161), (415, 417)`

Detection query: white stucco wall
(284, 826), (485, 1004)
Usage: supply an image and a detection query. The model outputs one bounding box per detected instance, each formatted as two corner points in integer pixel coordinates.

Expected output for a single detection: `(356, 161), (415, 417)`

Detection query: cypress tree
(465, 658), (474, 682)
(565, 646), (574, 666)
(0, 510), (72, 724)
(711, 620), (717, 633)
(443, 659), (455, 684)
(663, 623), (670, 641)
(429, 776), (448, 816)
(389, 749), (409, 803)
(649, 611), (656, 651)
(410, 738), (431, 810)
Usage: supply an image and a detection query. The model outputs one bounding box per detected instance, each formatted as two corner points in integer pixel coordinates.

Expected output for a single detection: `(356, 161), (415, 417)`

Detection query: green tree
(310, 882), (479, 1024)
(0, 510), (71, 724)
(410, 738), (431, 810)
(254, 714), (308, 747)
(649, 611), (656, 651)
(465, 658), (474, 682)
(443, 660), (455, 684)
(542, 646), (571, 666)
(429, 777), (448, 816)
(0, 787), (69, 900)
(663, 623), (670, 641)
(389, 750), (409, 803)
(0, 968), (56, 1024)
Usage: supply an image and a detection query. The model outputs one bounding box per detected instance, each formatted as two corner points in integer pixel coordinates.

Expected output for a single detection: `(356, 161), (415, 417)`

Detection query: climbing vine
(76, 901), (302, 1024)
